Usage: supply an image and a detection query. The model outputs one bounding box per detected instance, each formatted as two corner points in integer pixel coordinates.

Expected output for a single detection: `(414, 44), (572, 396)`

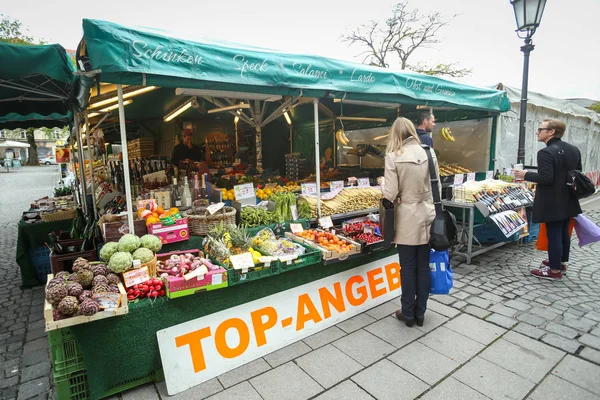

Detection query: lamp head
(511, 0), (546, 38)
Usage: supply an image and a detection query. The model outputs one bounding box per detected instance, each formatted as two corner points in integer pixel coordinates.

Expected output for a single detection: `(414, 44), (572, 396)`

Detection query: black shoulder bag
(551, 144), (595, 199)
(422, 145), (457, 251)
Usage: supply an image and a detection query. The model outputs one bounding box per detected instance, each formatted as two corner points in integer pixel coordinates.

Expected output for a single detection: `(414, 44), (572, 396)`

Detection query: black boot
(395, 310), (414, 327)
(416, 316), (425, 327)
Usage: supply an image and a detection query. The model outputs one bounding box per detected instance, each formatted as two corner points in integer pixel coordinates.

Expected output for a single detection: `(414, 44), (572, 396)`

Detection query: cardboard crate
(284, 230), (361, 263)
(148, 218), (189, 244)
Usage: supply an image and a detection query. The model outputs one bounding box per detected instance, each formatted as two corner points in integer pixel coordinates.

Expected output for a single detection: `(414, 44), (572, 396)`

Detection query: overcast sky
(3, 0), (599, 100)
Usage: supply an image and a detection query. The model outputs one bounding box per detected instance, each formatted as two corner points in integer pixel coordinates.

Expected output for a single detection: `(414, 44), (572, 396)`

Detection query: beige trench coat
(382, 137), (441, 245)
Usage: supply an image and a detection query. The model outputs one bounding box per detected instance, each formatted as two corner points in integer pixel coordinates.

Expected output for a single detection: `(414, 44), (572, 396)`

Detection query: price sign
(122, 266), (150, 288)
(290, 223), (304, 234)
(230, 252), (255, 272)
(330, 181), (344, 192)
(184, 265), (208, 281)
(92, 292), (121, 310)
(301, 183), (317, 196)
(466, 173), (476, 182)
(211, 273), (223, 285)
(234, 183), (255, 200)
(318, 216), (333, 229)
(206, 202), (225, 215)
(290, 205), (299, 221)
(357, 178), (370, 187)
(364, 225), (373, 234)
(486, 170), (494, 180)
(453, 174), (464, 185)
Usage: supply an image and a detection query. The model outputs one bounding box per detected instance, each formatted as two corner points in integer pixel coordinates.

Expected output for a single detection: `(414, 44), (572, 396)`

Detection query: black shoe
(395, 310), (414, 327)
(416, 316), (424, 327)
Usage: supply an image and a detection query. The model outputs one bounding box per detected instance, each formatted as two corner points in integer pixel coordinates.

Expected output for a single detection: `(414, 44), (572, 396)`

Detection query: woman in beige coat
(382, 117), (440, 327)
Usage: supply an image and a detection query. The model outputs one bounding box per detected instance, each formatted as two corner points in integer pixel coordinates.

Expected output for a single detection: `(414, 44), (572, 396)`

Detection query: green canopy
(80, 19), (509, 113)
(0, 42), (76, 128)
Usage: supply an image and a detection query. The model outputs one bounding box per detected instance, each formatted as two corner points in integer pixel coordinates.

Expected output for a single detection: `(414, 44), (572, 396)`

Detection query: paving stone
(444, 314), (505, 345)
(296, 344), (362, 389)
(516, 313), (547, 327)
(418, 327), (485, 363)
(17, 377), (50, 400)
(121, 383), (159, 400)
(364, 316), (425, 348)
(426, 300), (460, 318)
(545, 322), (579, 340)
(420, 377), (489, 400)
(332, 329), (395, 366)
(579, 334), (600, 351)
(561, 317), (596, 332)
(580, 347), (600, 365)
(505, 300), (531, 311)
(336, 313), (376, 333)
(529, 307), (560, 321)
(22, 338), (48, 355)
(465, 297), (492, 310)
(552, 355), (600, 396)
(480, 292), (504, 303)
(217, 358), (271, 389)
(21, 349), (49, 367)
(585, 311), (600, 322)
(433, 295), (456, 305)
(541, 333), (581, 354)
(504, 292), (517, 299)
(388, 341), (460, 385)
(303, 326), (346, 350)
(250, 362), (322, 400)
(413, 311), (448, 333)
(156, 379), (223, 400)
(464, 305), (491, 319)
(463, 286), (484, 295)
(206, 382), (262, 400)
(364, 301), (398, 320)
(313, 380), (372, 400)
(452, 291), (471, 300)
(352, 359), (428, 400)
(485, 313), (518, 329)
(25, 328), (46, 342)
(529, 375), (599, 400)
(264, 341), (312, 368)
(0, 376), (17, 389)
(21, 361), (50, 382)
(590, 327), (600, 338)
(513, 323), (546, 340)
(452, 300), (467, 309)
(453, 357), (535, 400)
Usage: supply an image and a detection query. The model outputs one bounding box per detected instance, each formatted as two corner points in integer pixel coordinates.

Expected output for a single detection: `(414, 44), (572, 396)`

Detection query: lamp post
(511, 0), (546, 165)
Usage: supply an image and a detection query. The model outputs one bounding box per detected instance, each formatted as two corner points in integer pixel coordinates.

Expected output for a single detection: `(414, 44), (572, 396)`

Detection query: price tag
(122, 266), (150, 288)
(466, 173), (476, 182)
(211, 273), (223, 285)
(357, 178), (370, 187)
(206, 202), (225, 215)
(453, 174), (464, 185)
(330, 180), (344, 192)
(290, 205), (299, 221)
(229, 252), (255, 270)
(92, 292), (121, 310)
(290, 223), (304, 234)
(234, 183), (255, 200)
(486, 170), (494, 180)
(184, 265), (208, 281)
(318, 216), (333, 229)
(301, 183), (317, 196)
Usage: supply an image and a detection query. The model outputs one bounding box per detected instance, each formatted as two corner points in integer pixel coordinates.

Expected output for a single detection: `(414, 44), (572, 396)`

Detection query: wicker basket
(141, 255), (158, 277)
(187, 206), (237, 236)
(41, 209), (77, 223)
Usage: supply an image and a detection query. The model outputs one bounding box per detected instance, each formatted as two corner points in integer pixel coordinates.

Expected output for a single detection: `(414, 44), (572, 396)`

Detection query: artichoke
(92, 264), (109, 277)
(58, 296), (79, 316)
(66, 282), (83, 297)
(92, 275), (109, 287)
(79, 299), (100, 316)
(46, 284), (68, 306)
(106, 273), (121, 285)
(74, 269), (93, 289)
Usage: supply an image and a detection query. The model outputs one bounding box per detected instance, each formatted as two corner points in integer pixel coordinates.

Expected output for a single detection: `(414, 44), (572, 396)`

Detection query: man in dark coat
(171, 129), (204, 168)
(415, 111), (435, 147)
(514, 119), (582, 280)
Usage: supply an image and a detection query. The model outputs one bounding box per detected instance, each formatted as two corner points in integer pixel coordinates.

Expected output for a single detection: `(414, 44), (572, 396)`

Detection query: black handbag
(422, 145), (457, 251)
(379, 198), (395, 246)
(551, 145), (595, 199)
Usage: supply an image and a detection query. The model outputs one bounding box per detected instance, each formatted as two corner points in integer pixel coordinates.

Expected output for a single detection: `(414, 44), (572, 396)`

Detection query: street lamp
(511, 0), (546, 165)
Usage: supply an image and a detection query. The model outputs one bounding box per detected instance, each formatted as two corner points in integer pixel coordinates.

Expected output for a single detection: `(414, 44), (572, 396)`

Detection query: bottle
(193, 173), (202, 201)
(182, 176), (192, 208)
(171, 177), (182, 208)
(200, 173), (209, 205)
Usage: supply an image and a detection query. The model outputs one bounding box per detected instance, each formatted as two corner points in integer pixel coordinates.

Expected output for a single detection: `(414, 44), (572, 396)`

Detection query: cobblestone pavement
(1, 167), (599, 399)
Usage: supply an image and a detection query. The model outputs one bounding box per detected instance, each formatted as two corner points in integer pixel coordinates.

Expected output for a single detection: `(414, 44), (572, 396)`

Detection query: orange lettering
(251, 306), (278, 347)
(367, 267), (387, 299)
(296, 293), (323, 330)
(385, 262), (401, 291)
(214, 318), (250, 359)
(318, 282), (346, 319)
(345, 275), (368, 306)
(174, 327), (212, 373)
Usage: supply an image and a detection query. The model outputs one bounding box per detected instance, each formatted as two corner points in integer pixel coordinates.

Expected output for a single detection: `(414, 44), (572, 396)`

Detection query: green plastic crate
(54, 371), (89, 400)
(209, 255), (281, 286)
(271, 242), (322, 273)
(48, 328), (86, 378)
(101, 370), (164, 398)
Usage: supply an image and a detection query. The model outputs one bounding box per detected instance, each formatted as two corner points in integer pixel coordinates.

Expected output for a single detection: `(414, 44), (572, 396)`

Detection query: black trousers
(546, 219), (571, 271)
(398, 244), (431, 319)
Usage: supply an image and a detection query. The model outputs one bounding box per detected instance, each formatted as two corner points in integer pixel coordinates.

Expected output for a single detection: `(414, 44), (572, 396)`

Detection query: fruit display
(221, 188), (236, 201)
(252, 228), (306, 258)
(439, 126), (455, 142)
(439, 164), (475, 177)
(100, 233), (162, 274)
(45, 258), (124, 321)
(126, 278), (166, 301)
(298, 187), (381, 218)
(354, 232), (383, 244)
(138, 206), (182, 227)
(335, 129), (350, 145)
(204, 223), (263, 266)
(296, 230), (357, 254)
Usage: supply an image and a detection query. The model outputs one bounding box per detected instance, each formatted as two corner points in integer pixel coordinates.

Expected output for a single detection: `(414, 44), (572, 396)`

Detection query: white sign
(234, 183), (255, 200)
(466, 173), (476, 182)
(318, 216), (333, 229)
(157, 255), (400, 395)
(122, 267), (150, 288)
(290, 205), (299, 221)
(301, 183), (317, 196)
(229, 253), (255, 271)
(330, 181), (344, 192)
(357, 178), (370, 187)
(290, 223), (304, 234)
(206, 202), (225, 215)
(453, 174), (464, 186)
(486, 170), (494, 180)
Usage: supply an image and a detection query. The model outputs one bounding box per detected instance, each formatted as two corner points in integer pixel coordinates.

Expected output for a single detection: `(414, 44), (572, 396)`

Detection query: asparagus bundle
(298, 187), (381, 217)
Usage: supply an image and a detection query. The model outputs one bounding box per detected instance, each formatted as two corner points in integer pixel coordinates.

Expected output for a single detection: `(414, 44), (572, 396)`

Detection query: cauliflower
(108, 251), (133, 273)
(132, 247), (155, 264)
(99, 242), (119, 262)
(118, 234), (141, 253)
(140, 234), (162, 253)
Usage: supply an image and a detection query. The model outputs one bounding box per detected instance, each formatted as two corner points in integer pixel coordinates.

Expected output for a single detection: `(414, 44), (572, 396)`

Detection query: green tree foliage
(0, 14), (44, 45)
(588, 102), (600, 113)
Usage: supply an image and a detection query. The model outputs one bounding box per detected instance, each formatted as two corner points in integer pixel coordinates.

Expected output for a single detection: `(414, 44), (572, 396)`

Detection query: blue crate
(28, 246), (51, 283)
(473, 223), (520, 244)
(523, 221), (540, 244)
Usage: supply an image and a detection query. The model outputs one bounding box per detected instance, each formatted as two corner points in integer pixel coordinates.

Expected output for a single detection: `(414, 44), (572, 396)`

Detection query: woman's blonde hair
(386, 117), (421, 154)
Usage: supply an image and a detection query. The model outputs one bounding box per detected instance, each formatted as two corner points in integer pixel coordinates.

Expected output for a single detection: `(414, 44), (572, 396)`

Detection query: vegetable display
(156, 252), (220, 278)
(298, 188), (381, 217)
(126, 278), (165, 301)
(241, 207), (278, 227)
(118, 234), (141, 253)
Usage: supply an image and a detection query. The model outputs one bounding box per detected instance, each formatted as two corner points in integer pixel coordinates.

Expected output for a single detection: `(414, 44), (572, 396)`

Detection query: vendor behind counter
(171, 129), (204, 167)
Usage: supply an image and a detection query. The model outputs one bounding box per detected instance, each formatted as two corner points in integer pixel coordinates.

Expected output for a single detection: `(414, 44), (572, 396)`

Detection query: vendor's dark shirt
(416, 128), (433, 147)
(171, 143), (204, 167)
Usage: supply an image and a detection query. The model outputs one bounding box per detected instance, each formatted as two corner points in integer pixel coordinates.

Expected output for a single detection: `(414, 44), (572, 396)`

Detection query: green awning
(0, 42), (76, 128)
(80, 19), (510, 113)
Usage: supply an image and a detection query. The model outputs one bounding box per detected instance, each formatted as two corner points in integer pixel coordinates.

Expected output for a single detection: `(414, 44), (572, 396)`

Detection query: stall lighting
(164, 98), (196, 122)
(333, 98), (400, 109)
(88, 112), (101, 118)
(374, 133), (389, 141)
(89, 86), (158, 109)
(207, 103), (251, 114)
(175, 88), (282, 102)
(283, 111), (292, 126)
(337, 116), (387, 123)
(234, 116), (240, 124)
(99, 100), (132, 113)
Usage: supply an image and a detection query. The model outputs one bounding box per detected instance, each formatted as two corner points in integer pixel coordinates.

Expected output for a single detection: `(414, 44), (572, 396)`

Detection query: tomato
(159, 290), (166, 297)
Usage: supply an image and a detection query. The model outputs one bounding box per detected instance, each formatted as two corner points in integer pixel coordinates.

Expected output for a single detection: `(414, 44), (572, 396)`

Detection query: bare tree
(342, 1), (471, 78)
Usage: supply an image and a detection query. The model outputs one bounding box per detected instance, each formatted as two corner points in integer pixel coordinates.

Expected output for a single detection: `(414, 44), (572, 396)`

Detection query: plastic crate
(54, 370), (89, 400)
(278, 242), (322, 273)
(209, 255), (281, 286)
(473, 222), (519, 244)
(48, 328), (86, 377)
(100, 370), (164, 398)
(28, 246), (51, 284)
(523, 222), (540, 244)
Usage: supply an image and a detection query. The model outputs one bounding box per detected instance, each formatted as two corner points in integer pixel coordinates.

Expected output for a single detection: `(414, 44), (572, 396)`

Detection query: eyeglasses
(537, 128), (552, 133)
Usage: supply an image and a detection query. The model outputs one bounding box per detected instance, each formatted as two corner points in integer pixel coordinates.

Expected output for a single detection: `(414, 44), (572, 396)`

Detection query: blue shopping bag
(429, 250), (453, 295)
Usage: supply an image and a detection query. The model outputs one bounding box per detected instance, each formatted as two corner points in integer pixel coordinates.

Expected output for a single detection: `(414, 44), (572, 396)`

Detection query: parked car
(40, 156), (58, 165)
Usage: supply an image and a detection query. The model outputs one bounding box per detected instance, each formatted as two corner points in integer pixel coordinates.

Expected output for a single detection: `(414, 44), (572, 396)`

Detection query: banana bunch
(439, 127), (455, 142)
(335, 129), (350, 145)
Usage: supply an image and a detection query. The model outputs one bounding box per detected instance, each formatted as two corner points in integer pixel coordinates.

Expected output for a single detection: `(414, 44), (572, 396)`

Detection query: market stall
(34, 18), (516, 400)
